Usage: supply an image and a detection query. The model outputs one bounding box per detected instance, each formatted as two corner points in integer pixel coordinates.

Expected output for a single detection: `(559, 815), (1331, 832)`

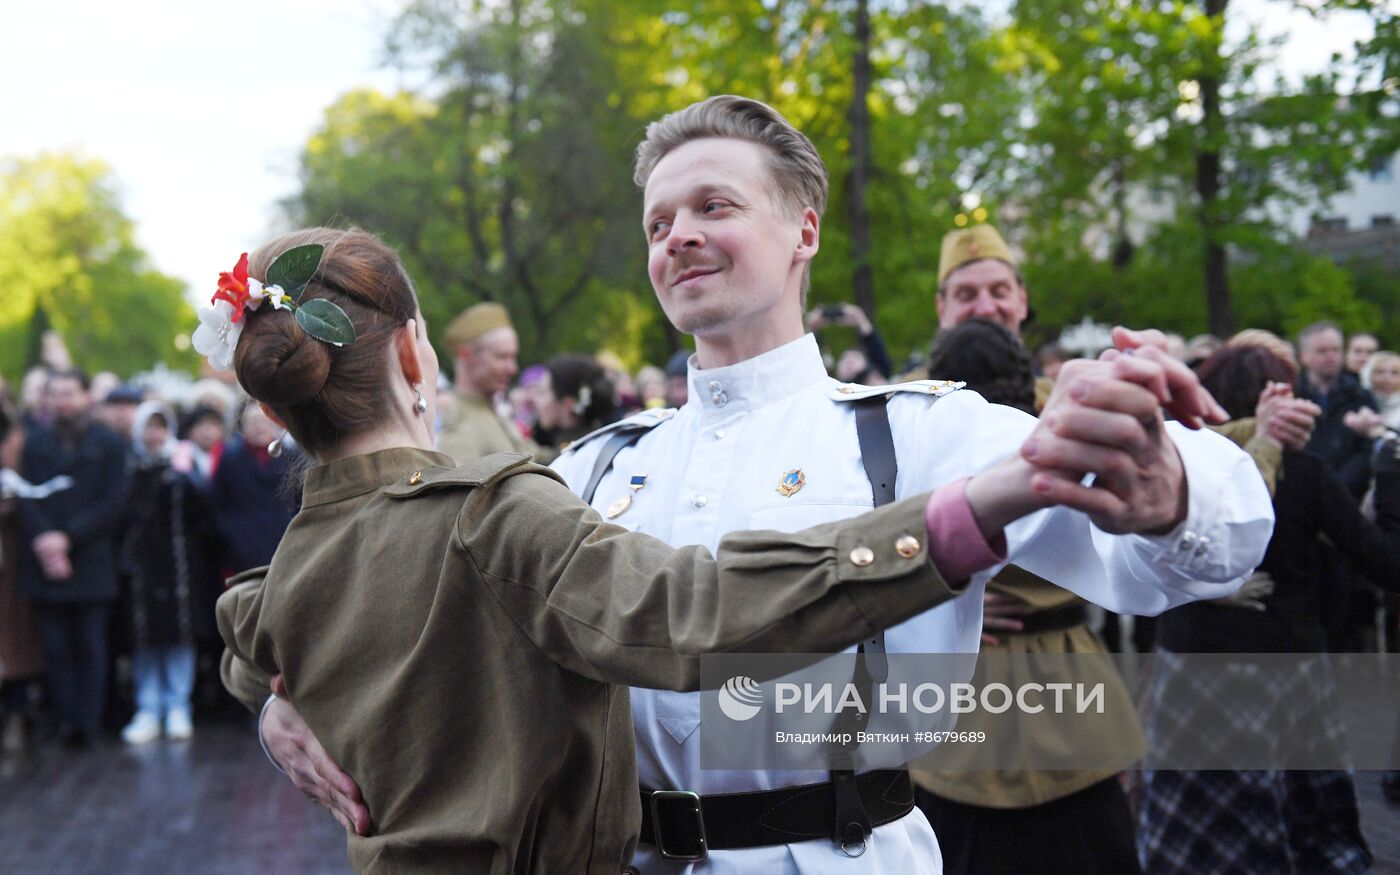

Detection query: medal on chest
(606, 474), (648, 519)
(777, 468), (806, 497)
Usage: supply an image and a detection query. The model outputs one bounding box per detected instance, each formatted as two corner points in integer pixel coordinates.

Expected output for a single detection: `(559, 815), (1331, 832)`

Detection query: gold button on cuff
(895, 535), (921, 558)
(408, 471), (423, 485)
(849, 546), (875, 567)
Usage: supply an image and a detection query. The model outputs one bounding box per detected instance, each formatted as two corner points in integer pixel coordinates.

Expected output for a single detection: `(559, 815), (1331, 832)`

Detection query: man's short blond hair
(633, 95), (829, 219)
(635, 96), (828, 300)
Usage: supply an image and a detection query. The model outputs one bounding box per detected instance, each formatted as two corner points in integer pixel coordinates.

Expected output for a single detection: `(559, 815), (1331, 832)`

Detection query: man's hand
(1256, 383), (1320, 451)
(263, 675), (371, 836)
(41, 552), (73, 581)
(840, 303), (875, 336)
(33, 529), (70, 559)
(1204, 570), (1275, 611)
(33, 530), (73, 581)
(805, 303), (873, 335)
(1020, 355), (1189, 535)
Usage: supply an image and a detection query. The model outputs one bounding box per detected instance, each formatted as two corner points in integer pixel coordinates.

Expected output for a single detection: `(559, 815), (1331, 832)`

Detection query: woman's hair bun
(234, 310), (332, 407)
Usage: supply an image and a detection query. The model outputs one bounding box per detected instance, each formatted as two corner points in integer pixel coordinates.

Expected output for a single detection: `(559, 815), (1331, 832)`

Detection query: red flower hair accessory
(193, 244), (356, 370)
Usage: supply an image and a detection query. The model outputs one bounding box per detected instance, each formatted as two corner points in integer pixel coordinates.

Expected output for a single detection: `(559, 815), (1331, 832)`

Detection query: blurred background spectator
(179, 405), (227, 486)
(532, 354), (620, 449)
(118, 401), (221, 744)
(17, 369), (129, 749)
(209, 401), (298, 577)
(664, 350), (691, 408)
(0, 385), (44, 754)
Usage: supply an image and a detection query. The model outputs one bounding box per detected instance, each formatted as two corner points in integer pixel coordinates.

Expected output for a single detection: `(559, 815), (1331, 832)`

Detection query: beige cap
(938, 224), (1015, 285)
(443, 302), (512, 350)
(595, 349), (626, 374)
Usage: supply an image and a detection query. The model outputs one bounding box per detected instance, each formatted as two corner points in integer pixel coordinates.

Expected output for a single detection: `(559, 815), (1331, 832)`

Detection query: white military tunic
(552, 333), (1273, 874)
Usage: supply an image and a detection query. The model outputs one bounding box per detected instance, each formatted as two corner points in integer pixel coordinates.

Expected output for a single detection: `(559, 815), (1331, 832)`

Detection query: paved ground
(0, 717), (345, 875)
(1361, 772), (1400, 875)
(2, 715), (1399, 874)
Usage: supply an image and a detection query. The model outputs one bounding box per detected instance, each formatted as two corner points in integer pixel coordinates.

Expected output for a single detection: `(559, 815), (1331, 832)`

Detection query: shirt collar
(685, 333), (830, 414)
(301, 447), (456, 509)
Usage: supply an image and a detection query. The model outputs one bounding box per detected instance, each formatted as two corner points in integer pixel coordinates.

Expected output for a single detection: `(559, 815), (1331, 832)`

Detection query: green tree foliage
(0, 153), (195, 383)
(289, 0), (664, 367)
(286, 0), (1399, 368)
(1009, 0), (1391, 341)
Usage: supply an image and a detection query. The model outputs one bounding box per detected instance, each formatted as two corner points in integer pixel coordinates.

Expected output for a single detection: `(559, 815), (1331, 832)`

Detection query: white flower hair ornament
(192, 245), (356, 371)
(572, 384), (593, 416)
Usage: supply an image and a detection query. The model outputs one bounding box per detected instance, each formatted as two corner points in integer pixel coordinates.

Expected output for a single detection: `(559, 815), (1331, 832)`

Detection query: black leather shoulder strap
(581, 427), (649, 505)
(853, 396), (897, 508)
(830, 396), (900, 851)
(852, 395), (895, 676)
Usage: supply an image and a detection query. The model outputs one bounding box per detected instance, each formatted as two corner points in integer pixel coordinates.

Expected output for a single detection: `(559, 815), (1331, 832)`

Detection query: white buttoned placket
(670, 414), (734, 545)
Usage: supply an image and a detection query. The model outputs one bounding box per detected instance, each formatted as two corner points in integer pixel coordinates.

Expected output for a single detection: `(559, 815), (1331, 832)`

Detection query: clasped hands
(1013, 327), (1227, 537)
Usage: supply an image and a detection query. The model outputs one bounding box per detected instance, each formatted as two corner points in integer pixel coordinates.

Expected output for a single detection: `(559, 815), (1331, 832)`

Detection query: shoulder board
(384, 452), (533, 499)
(829, 379), (965, 402)
(557, 408), (676, 456)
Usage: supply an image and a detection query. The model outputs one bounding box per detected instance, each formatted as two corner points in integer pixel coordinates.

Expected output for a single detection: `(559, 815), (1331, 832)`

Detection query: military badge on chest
(777, 469), (805, 497)
(606, 474), (648, 519)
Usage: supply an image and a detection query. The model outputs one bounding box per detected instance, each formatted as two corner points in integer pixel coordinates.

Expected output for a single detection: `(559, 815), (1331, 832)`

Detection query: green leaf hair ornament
(193, 244), (358, 370)
(295, 298), (357, 346)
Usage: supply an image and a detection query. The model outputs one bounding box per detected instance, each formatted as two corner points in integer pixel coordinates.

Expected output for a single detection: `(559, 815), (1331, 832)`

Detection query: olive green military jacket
(218, 447), (960, 875)
(911, 566), (1147, 809)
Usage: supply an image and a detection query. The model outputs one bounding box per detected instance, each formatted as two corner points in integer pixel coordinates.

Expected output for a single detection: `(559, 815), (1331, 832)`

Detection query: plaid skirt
(1137, 650), (1370, 874)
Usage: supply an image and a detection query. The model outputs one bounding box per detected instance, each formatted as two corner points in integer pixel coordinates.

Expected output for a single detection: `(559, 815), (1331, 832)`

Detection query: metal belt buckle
(649, 790), (708, 861)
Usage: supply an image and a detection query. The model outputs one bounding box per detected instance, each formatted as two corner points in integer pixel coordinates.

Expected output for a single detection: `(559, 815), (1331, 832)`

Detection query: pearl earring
(414, 385), (428, 415)
(267, 432), (286, 458)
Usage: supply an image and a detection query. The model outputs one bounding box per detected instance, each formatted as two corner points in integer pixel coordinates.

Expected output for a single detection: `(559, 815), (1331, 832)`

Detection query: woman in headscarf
(119, 400), (221, 744)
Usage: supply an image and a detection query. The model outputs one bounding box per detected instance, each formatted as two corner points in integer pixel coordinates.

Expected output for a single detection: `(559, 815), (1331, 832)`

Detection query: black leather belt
(1015, 602), (1088, 635)
(638, 769), (915, 861)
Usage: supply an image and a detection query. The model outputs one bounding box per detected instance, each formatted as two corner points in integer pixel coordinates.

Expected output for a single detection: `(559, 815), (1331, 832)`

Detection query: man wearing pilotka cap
(910, 222), (1148, 873)
(260, 97), (1273, 873)
(912, 223), (1321, 874)
(901, 223), (1052, 405)
(435, 302), (550, 464)
(933, 224), (1030, 337)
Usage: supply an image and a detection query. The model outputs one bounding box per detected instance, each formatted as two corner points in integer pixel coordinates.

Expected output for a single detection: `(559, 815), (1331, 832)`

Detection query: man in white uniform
(259, 96), (1273, 872)
(557, 96), (1269, 873)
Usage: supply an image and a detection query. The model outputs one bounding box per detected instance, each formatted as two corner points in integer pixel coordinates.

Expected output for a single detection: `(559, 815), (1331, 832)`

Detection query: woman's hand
(980, 591), (1028, 646)
(1017, 356), (1189, 535)
(1345, 407), (1387, 440)
(964, 347), (1212, 538)
(1256, 384), (1320, 450)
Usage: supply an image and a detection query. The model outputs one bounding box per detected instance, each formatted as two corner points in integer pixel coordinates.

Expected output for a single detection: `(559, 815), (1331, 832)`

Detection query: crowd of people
(2, 94), (1399, 875)
(0, 355), (300, 750)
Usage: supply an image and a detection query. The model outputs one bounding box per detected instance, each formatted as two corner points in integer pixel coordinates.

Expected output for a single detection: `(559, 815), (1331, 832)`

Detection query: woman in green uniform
(210, 228), (1049, 874)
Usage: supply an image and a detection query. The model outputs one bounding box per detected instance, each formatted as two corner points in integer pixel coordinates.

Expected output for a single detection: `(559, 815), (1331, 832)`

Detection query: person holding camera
(807, 302), (893, 385)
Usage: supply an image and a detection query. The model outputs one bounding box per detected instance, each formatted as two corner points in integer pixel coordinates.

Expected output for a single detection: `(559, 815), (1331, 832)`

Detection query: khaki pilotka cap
(443, 302), (512, 350)
(938, 224), (1016, 285)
